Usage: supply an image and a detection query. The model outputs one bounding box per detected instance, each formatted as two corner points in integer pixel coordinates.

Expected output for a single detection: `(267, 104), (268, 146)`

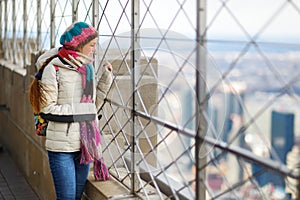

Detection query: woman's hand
(103, 62), (112, 72)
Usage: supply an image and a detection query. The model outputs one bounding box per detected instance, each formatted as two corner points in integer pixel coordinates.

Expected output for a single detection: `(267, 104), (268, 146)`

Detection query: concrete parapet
(0, 54), (55, 200)
(101, 54), (158, 167)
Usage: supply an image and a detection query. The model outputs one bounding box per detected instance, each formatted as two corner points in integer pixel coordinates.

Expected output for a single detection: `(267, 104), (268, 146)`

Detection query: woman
(37, 22), (112, 200)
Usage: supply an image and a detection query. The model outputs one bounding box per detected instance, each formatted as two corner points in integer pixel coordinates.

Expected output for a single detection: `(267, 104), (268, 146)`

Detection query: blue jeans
(48, 151), (90, 200)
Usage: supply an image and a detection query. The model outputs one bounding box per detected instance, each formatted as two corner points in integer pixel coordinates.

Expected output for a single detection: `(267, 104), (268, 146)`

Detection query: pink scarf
(58, 47), (110, 181)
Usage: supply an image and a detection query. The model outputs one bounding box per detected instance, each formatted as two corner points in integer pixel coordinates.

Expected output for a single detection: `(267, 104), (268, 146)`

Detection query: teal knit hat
(60, 22), (98, 50)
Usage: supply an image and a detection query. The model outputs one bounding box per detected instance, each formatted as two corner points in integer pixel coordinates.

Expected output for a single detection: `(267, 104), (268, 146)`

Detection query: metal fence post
(131, 0), (140, 194)
(0, 0), (2, 58)
(93, 0), (100, 74)
(12, 0), (16, 64)
(92, 0), (99, 27)
(23, 0), (28, 66)
(50, 0), (55, 48)
(36, 0), (41, 50)
(0, 0), (2, 48)
(72, 0), (78, 23)
(195, 0), (207, 199)
(4, 0), (7, 60)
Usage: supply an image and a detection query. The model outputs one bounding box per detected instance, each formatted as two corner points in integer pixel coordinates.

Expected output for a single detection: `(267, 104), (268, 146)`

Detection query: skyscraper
(271, 111), (294, 164)
(253, 110), (294, 188)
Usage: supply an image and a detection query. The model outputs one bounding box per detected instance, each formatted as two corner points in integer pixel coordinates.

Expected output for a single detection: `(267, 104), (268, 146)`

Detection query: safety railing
(1, 0), (300, 199)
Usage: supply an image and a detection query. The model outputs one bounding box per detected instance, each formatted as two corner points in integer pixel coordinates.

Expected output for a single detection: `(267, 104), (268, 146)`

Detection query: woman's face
(79, 37), (98, 58)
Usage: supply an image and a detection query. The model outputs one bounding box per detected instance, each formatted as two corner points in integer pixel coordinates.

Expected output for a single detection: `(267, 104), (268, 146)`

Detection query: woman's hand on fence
(103, 62), (112, 72)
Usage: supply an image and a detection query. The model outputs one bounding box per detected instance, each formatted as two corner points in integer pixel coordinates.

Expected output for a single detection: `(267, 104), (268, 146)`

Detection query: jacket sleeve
(95, 67), (113, 111)
(40, 64), (97, 123)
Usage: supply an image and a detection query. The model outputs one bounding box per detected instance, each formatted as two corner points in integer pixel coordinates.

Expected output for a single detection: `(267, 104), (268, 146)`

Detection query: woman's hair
(75, 34), (98, 50)
(29, 54), (58, 114)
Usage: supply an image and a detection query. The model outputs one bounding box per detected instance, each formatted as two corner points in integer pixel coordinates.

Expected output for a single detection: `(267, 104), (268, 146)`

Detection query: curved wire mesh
(1, 0), (300, 199)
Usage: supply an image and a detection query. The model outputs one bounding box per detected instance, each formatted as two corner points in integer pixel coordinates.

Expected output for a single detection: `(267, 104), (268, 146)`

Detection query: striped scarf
(58, 47), (110, 181)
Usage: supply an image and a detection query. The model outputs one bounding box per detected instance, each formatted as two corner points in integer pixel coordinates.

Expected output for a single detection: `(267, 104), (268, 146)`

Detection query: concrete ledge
(85, 173), (132, 200)
(0, 59), (26, 76)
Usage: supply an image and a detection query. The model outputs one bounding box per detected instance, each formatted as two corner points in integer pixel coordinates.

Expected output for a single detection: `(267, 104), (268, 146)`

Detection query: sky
(206, 0), (300, 42)
(98, 0), (300, 44)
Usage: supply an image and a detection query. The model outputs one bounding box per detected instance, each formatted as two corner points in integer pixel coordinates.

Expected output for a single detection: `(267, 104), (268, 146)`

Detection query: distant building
(221, 82), (246, 184)
(271, 110), (294, 164)
(222, 81), (246, 143)
(252, 110), (294, 188)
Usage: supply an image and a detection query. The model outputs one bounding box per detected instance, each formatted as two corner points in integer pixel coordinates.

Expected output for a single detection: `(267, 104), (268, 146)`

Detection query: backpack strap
(54, 65), (59, 84)
(35, 54), (58, 79)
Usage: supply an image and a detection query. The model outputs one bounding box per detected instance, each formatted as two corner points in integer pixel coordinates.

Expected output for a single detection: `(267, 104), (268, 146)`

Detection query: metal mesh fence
(1, 0), (300, 199)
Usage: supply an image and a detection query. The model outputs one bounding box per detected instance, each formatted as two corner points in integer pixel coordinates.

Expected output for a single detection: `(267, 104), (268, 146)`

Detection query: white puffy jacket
(38, 48), (113, 152)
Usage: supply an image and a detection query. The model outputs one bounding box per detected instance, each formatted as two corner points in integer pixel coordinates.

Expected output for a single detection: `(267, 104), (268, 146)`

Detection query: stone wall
(0, 53), (56, 200)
